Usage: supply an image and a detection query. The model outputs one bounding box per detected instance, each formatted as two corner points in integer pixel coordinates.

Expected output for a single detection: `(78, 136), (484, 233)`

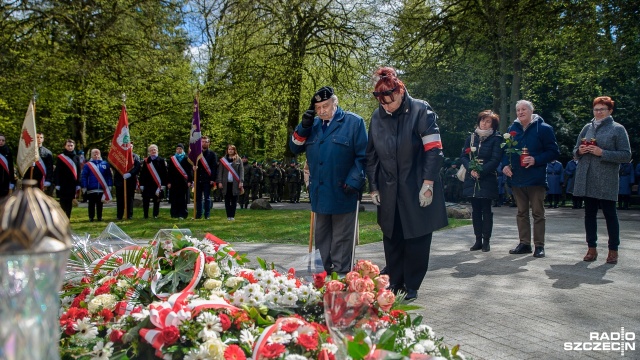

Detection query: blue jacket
(81, 159), (113, 191)
(290, 106), (367, 214)
(502, 115), (560, 188)
(618, 162), (635, 195)
(546, 160), (564, 194)
(564, 159), (578, 194)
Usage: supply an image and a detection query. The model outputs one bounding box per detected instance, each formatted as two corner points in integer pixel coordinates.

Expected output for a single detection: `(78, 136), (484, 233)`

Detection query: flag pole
(122, 93), (128, 220)
(192, 91), (199, 220)
(29, 89), (37, 186)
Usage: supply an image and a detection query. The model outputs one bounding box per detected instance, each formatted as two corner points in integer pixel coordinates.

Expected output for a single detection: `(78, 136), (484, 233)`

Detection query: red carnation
(64, 323), (76, 336)
(509, 131), (517, 137)
(100, 308), (114, 322)
(94, 284), (111, 296)
(223, 344), (246, 360)
(219, 313), (231, 331)
(297, 333), (319, 350)
(260, 343), (286, 359)
(160, 326), (180, 345)
(71, 295), (86, 309)
(109, 329), (125, 343)
(81, 288), (91, 296)
(287, 268), (296, 279)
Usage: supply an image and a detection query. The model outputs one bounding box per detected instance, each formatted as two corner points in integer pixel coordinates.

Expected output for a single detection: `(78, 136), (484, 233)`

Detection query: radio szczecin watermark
(565, 328), (636, 356)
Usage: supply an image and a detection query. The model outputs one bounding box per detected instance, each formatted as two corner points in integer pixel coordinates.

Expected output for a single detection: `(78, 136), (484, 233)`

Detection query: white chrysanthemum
(267, 330), (292, 345)
(231, 290), (250, 307)
(87, 294), (117, 314)
(277, 292), (298, 306)
(321, 343), (338, 354)
(417, 339), (437, 353)
(90, 341), (113, 360)
(265, 284), (281, 294)
(197, 313), (223, 333)
(184, 345), (209, 360)
(73, 318), (99, 340)
(404, 328), (416, 342)
(240, 328), (257, 347)
(253, 268), (269, 280)
(258, 273), (277, 288)
(264, 292), (279, 304)
(284, 355), (307, 360)
(247, 291), (265, 306)
(274, 275), (289, 286)
(243, 283), (262, 294)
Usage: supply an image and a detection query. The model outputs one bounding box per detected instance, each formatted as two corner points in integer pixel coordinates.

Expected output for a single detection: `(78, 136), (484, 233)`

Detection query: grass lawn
(69, 207), (470, 245)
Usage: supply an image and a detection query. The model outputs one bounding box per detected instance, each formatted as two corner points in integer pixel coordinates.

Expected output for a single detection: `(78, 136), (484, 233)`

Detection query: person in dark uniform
(249, 161), (263, 202)
(54, 139), (82, 218)
(239, 155), (251, 208)
(286, 160), (299, 203)
(139, 144), (168, 219)
(366, 67), (448, 301)
(167, 144), (192, 219)
(0, 133), (15, 198)
(277, 162), (286, 202)
(195, 136), (218, 219)
(259, 163), (267, 198)
(564, 156), (582, 209)
(618, 161), (634, 210)
(24, 132), (54, 192)
(113, 143), (141, 220)
(268, 160), (280, 202)
(444, 163), (460, 202)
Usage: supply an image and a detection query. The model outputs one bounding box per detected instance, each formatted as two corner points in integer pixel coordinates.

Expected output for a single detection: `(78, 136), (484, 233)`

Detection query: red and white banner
(108, 105), (134, 176)
(17, 100), (39, 177)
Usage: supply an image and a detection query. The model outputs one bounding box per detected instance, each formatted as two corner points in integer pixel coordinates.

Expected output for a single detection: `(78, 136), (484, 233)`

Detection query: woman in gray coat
(573, 96), (631, 264)
(366, 66), (448, 301)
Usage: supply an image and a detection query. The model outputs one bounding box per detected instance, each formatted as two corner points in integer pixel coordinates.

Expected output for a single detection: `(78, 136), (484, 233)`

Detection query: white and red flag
(108, 105), (134, 175)
(16, 100), (39, 177)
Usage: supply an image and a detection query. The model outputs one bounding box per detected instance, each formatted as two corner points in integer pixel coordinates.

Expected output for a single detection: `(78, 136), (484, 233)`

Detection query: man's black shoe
(509, 243), (532, 254)
(405, 289), (418, 301)
(533, 246), (545, 258)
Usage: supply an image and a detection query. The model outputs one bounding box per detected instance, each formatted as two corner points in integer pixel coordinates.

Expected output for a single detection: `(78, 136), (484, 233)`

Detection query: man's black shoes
(509, 243), (532, 254)
(533, 246), (545, 258)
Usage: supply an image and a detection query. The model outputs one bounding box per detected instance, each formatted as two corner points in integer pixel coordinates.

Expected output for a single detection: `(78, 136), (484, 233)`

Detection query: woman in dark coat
(139, 144), (168, 219)
(167, 143), (193, 219)
(460, 110), (503, 252)
(366, 66), (448, 301)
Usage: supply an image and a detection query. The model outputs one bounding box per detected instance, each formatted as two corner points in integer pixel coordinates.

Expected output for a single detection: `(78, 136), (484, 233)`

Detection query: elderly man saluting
(290, 86), (368, 276)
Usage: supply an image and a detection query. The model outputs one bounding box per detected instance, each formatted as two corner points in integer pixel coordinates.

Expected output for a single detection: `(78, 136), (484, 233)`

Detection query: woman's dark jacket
(460, 131), (503, 199)
(366, 94), (448, 239)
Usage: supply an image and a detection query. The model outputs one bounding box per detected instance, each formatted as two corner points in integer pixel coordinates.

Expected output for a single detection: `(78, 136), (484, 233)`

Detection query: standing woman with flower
(366, 66), (448, 301)
(460, 110), (503, 252)
(217, 144), (244, 221)
(573, 96), (631, 264)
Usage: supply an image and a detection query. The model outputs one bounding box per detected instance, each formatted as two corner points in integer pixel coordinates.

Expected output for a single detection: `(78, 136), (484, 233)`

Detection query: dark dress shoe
(509, 243), (532, 254)
(533, 246), (545, 258)
(405, 289), (418, 301)
(470, 240), (483, 251)
(380, 266), (388, 275)
(482, 240), (490, 252)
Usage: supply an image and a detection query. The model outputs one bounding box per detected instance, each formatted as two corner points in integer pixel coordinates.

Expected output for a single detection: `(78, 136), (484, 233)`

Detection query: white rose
(470, 146), (477, 152)
(503, 133), (511, 139)
(203, 279), (222, 290)
(225, 276), (244, 288)
(204, 262), (221, 278)
(88, 294), (117, 313)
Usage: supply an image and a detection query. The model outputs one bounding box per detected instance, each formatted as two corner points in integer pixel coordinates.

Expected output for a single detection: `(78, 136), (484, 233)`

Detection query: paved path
(229, 205), (640, 360)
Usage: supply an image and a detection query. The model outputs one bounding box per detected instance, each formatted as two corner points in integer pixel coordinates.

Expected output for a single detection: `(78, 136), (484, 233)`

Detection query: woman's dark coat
(460, 131), (503, 199)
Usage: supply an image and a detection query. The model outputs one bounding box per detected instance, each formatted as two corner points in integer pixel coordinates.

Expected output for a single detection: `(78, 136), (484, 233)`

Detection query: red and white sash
(0, 154), (8, 175)
(87, 162), (112, 202)
(220, 157), (240, 182)
(170, 156), (188, 181)
(57, 154), (78, 180)
(34, 158), (47, 189)
(146, 159), (163, 189)
(199, 157), (212, 176)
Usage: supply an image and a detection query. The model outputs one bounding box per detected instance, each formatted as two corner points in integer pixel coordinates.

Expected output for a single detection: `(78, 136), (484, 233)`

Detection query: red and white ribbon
(146, 159), (163, 189)
(87, 162), (112, 201)
(58, 154), (78, 180)
(220, 157), (241, 183)
(0, 154), (9, 175)
(170, 156), (188, 181)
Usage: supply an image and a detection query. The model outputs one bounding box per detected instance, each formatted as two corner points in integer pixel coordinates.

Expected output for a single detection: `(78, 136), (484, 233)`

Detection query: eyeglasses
(372, 87), (397, 97)
(593, 108), (609, 112)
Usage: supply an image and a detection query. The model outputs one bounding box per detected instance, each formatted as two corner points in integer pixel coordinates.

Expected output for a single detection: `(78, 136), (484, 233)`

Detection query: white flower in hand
(470, 147), (477, 152)
(503, 133), (511, 139)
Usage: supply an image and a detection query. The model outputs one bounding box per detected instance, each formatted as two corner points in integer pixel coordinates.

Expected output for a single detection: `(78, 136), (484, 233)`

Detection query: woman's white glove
(419, 183), (434, 207)
(370, 191), (381, 206)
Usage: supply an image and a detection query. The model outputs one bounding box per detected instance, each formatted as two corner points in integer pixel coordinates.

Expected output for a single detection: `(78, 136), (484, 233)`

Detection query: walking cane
(308, 211), (315, 273)
(350, 199), (360, 272)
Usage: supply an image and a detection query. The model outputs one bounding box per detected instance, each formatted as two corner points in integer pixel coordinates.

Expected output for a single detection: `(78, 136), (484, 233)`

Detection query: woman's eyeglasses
(372, 87), (397, 97)
(593, 108), (609, 113)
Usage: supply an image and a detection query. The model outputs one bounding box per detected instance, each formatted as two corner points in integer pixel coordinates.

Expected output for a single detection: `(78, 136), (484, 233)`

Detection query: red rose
(313, 271), (327, 289)
(160, 326), (180, 345)
(100, 308), (114, 322)
(223, 344), (247, 360)
(219, 313), (231, 331)
(297, 333), (319, 350)
(109, 329), (125, 343)
(464, 147), (471, 154)
(509, 131), (517, 137)
(287, 267), (296, 279)
(260, 343), (286, 359)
